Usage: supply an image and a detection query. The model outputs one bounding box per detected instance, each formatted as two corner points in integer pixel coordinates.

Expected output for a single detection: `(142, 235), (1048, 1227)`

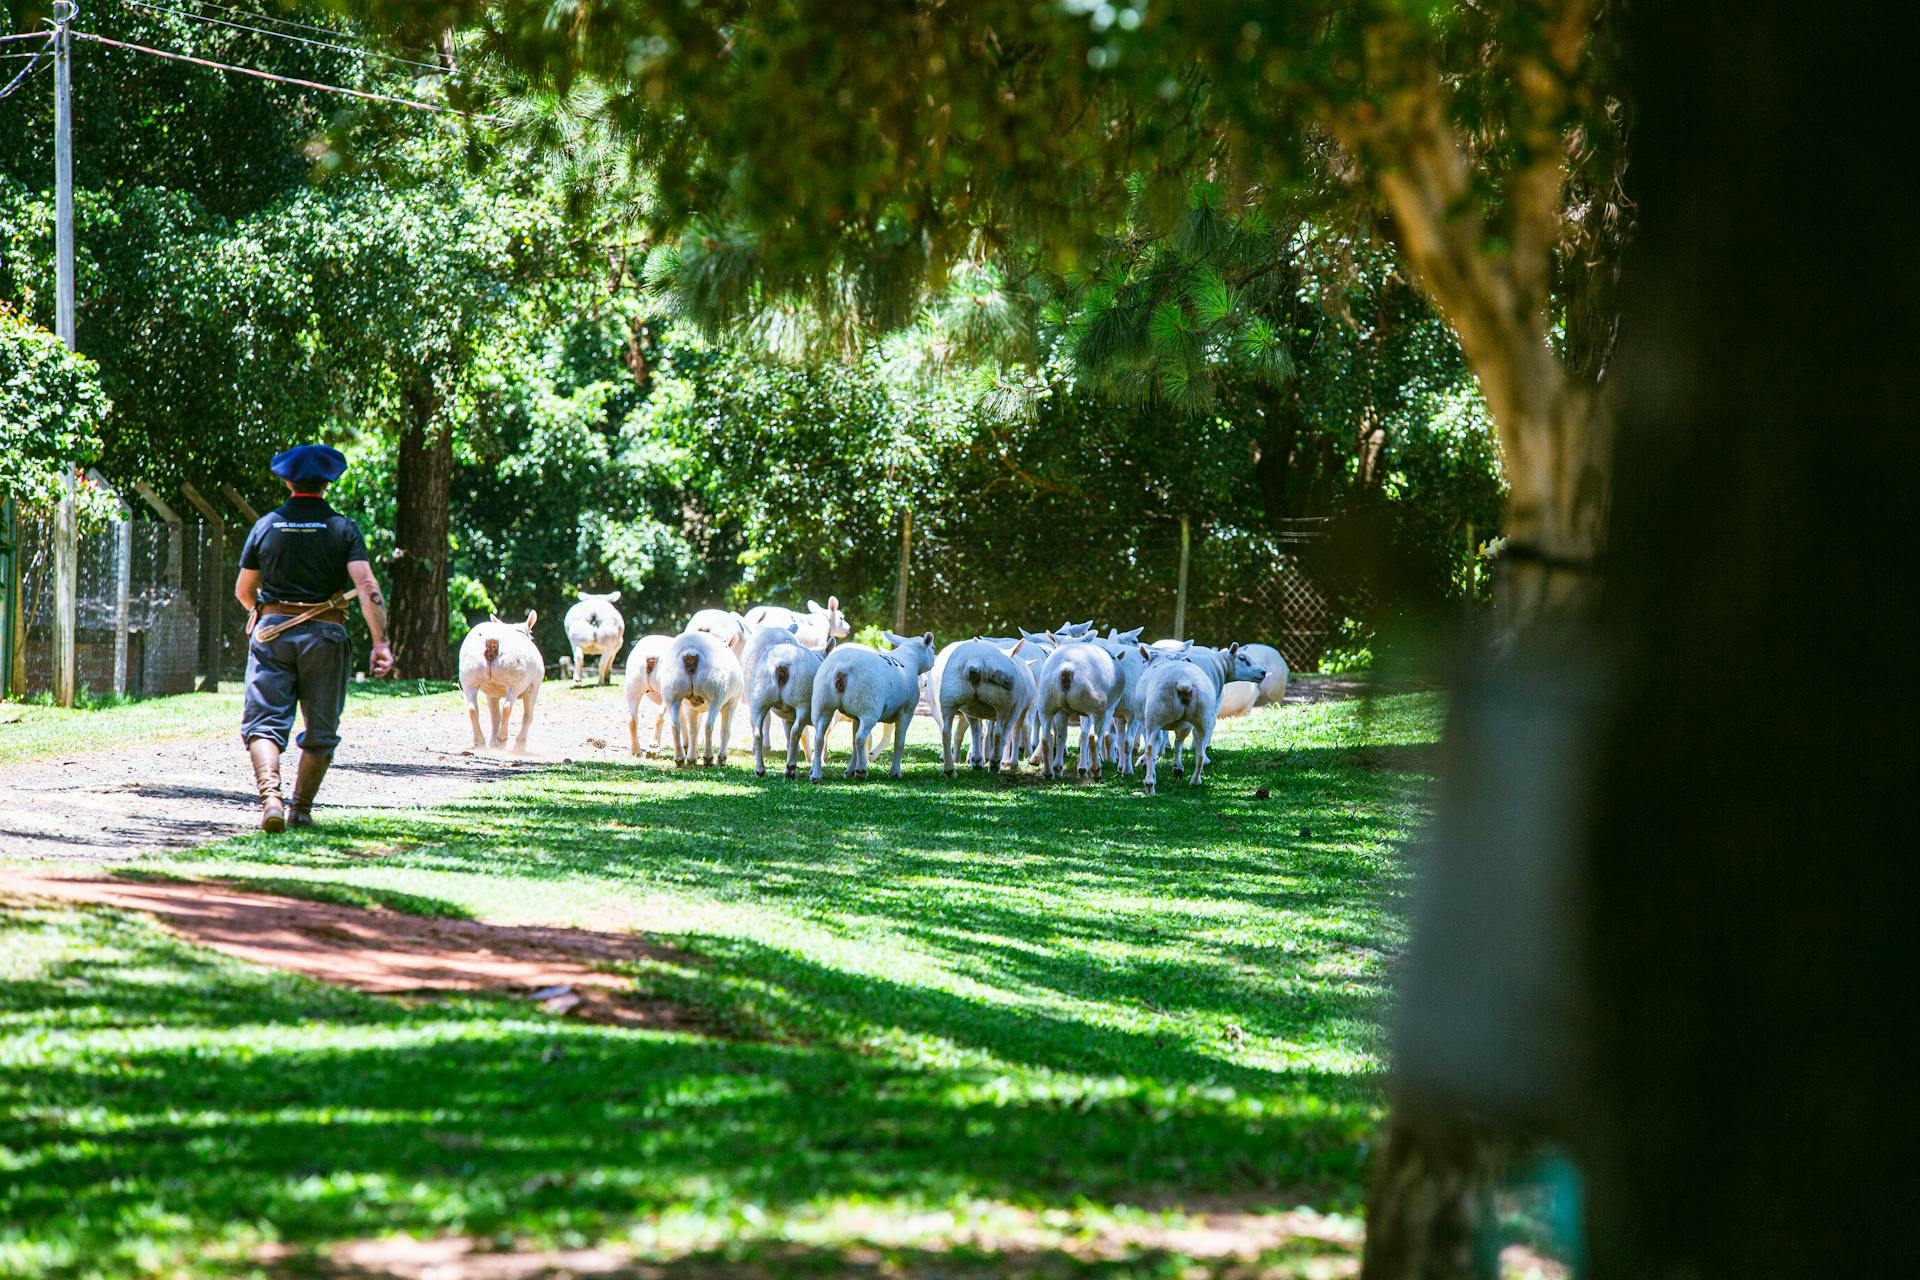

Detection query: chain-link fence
(903, 516), (1373, 672)
(2, 492), (243, 702)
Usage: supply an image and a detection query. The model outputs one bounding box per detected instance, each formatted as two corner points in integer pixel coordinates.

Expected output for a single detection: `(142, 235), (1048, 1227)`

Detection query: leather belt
(253, 589), (358, 643)
(259, 604), (349, 623)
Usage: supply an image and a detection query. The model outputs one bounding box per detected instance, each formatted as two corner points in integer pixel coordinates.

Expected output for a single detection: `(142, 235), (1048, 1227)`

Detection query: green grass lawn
(0, 693), (1440, 1278)
(0, 680), (463, 764)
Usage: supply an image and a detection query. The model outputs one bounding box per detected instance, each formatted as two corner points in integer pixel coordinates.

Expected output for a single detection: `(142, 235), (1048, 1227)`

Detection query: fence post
(89, 471), (132, 698)
(220, 484), (261, 525)
(895, 507), (912, 633)
(179, 482), (224, 693)
(131, 480), (182, 588)
(1173, 514), (1191, 641)
(1, 499), (16, 700)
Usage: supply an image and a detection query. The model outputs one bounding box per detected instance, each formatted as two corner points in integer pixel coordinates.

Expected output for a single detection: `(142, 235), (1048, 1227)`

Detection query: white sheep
(621, 632), (676, 756)
(686, 607), (750, 656)
(1096, 627), (1151, 774)
(1158, 643), (1267, 770)
(743, 596), (849, 650)
(746, 634), (825, 778)
(935, 638), (1034, 775)
(562, 591), (626, 687)
(1239, 642), (1291, 707)
(662, 629), (746, 766)
(1037, 639), (1120, 780)
(458, 612), (543, 752)
(1136, 654), (1223, 792)
(809, 630), (935, 781)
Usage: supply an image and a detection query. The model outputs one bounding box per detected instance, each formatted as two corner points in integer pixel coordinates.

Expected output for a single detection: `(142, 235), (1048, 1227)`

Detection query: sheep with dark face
(563, 591), (626, 686)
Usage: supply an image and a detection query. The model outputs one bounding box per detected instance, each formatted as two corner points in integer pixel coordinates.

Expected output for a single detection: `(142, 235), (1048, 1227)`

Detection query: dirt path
(2, 871), (700, 1029)
(0, 675), (1399, 861)
(0, 686), (638, 860)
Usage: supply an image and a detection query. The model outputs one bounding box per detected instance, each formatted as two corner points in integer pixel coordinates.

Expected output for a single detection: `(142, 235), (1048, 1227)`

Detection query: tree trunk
(390, 382), (453, 679)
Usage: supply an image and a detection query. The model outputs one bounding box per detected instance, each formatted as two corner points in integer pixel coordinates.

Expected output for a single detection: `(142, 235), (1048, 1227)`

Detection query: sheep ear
(1139, 645), (1152, 663)
(827, 595), (839, 611)
(824, 636), (837, 654)
(1046, 631), (1059, 644)
(786, 622), (799, 634)
(921, 631), (933, 648)
(605, 591), (620, 603)
(1009, 638), (1025, 656)
(488, 612), (500, 624)
(1229, 642), (1241, 655)
(525, 610), (538, 629)
(807, 598), (825, 614)
(576, 591), (592, 603)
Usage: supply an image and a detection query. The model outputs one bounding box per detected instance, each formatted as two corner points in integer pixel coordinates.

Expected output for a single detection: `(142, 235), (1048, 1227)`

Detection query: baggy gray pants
(240, 620), (351, 752)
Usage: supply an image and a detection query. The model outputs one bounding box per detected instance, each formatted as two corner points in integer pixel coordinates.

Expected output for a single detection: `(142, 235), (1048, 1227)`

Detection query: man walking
(234, 445), (395, 831)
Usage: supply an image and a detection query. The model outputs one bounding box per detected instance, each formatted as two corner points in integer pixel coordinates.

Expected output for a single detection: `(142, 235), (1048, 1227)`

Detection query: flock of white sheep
(456, 591), (1289, 793)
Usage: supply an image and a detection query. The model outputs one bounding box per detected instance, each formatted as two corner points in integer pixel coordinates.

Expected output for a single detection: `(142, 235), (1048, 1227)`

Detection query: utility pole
(1173, 515), (1191, 641)
(49, 0), (79, 707)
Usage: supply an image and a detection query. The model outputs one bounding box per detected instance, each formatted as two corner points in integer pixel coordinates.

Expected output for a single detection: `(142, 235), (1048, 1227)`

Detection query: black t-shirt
(239, 496), (370, 605)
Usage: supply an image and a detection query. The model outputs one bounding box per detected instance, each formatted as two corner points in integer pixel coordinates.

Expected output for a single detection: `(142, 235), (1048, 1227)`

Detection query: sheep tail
(644, 656), (658, 675)
(681, 652), (700, 676)
(966, 661), (982, 687)
(483, 638), (500, 664)
(774, 662), (791, 686)
(834, 670), (848, 695)
(1176, 680), (1194, 707)
(1058, 666), (1074, 693)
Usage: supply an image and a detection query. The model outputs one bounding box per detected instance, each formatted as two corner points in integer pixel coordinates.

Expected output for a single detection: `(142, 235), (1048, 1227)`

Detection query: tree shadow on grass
(2, 902), (1373, 1275)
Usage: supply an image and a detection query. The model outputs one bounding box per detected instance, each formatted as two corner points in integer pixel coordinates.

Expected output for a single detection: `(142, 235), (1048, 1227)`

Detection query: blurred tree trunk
(390, 381), (452, 679)
(1333, 0), (1611, 625)
(1576, 3), (1908, 1275)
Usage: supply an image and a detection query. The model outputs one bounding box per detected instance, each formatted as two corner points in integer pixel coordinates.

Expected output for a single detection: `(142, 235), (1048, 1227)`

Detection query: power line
(72, 29), (509, 121)
(1, 29), (57, 41)
(0, 32), (54, 97)
(155, 0), (441, 57)
(109, 0), (449, 73)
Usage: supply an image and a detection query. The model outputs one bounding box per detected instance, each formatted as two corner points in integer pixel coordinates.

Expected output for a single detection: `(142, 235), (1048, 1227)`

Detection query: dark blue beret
(270, 445), (348, 484)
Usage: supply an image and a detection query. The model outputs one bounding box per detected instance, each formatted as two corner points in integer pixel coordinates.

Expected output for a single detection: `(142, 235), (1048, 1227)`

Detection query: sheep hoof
(754, 766), (766, 778)
(785, 766), (798, 780)
(943, 766), (955, 777)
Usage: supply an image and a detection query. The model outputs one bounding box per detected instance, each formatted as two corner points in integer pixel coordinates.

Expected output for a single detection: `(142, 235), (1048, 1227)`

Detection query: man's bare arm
(347, 560), (395, 677)
(235, 567), (262, 610)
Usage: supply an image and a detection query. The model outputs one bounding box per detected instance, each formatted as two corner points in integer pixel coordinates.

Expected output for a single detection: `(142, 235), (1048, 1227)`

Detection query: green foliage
(0, 307), (107, 506)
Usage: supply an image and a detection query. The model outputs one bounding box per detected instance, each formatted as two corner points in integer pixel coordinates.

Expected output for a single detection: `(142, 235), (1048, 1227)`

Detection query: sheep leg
(513, 682), (538, 753)
(940, 708), (959, 777)
(487, 695), (505, 748)
(466, 690), (486, 748)
(598, 649), (615, 686)
(716, 700), (735, 765)
(850, 717), (877, 779)
(700, 701), (720, 765)
(784, 710), (805, 779)
(808, 702), (830, 783)
(628, 701), (641, 756)
(889, 709), (911, 779)
(1143, 731), (1161, 794)
(668, 696), (687, 766)
(1189, 719), (1212, 787)
(1076, 712), (1095, 779)
(753, 706), (770, 777)
(570, 646), (585, 687)
(1172, 725), (1188, 772)
(648, 699), (667, 755)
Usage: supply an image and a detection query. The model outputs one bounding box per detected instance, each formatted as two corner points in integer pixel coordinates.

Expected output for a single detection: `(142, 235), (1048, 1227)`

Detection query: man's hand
(370, 641), (396, 678)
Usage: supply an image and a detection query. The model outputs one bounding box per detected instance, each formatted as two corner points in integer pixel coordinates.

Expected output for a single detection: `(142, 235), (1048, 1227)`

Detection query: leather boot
(247, 738), (286, 833)
(289, 750), (334, 829)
